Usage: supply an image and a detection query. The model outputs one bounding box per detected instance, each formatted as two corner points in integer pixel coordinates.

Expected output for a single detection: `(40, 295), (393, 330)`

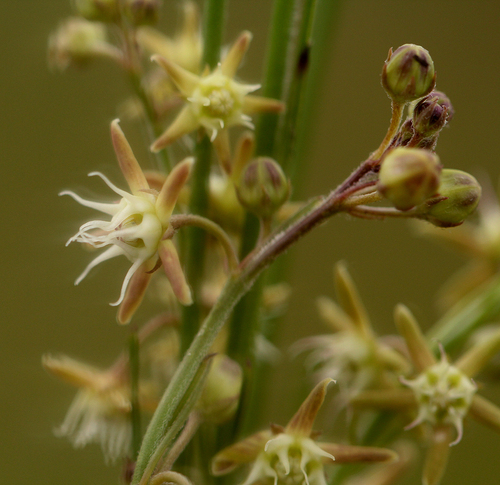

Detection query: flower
(61, 119), (193, 323)
(150, 31), (284, 167)
(292, 263), (409, 401)
(351, 304), (500, 485)
(42, 354), (132, 463)
(212, 379), (397, 485)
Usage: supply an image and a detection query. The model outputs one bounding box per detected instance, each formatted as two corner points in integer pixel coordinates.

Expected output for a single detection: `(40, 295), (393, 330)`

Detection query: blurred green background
(2, 1), (500, 483)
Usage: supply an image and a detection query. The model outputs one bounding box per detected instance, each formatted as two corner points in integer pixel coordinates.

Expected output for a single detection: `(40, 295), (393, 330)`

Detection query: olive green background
(2, 1), (500, 483)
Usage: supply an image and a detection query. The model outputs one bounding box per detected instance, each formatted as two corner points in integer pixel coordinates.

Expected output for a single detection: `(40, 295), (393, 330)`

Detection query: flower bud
(123, 0), (162, 26)
(197, 354), (242, 424)
(73, 0), (119, 22)
(412, 91), (454, 137)
(417, 169), (481, 227)
(236, 157), (290, 219)
(381, 44), (435, 104)
(378, 147), (441, 211)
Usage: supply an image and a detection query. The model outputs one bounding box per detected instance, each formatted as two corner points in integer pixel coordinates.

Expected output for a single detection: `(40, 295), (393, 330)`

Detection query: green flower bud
(236, 157), (290, 219)
(412, 90), (454, 137)
(417, 169), (481, 227)
(197, 354), (243, 424)
(73, 0), (119, 23)
(378, 147), (441, 211)
(124, 0), (162, 26)
(381, 44), (435, 104)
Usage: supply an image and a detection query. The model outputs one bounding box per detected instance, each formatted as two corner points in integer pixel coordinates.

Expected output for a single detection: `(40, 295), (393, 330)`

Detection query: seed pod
(378, 147), (441, 211)
(381, 44), (435, 104)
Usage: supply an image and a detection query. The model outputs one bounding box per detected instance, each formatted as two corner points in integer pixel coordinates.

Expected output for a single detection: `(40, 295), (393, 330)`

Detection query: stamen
(75, 245), (124, 285)
(59, 190), (121, 216)
(110, 258), (144, 307)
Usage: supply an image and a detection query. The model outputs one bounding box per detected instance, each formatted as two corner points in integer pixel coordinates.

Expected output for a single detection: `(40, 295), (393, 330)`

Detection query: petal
(152, 54), (201, 96)
(75, 245), (124, 286)
(422, 426), (453, 485)
(285, 378), (334, 437)
(116, 262), (153, 324)
(394, 304), (436, 372)
(151, 106), (200, 152)
(316, 296), (354, 332)
(455, 326), (500, 377)
(158, 239), (192, 305)
(110, 119), (149, 194)
(242, 95), (285, 115)
(220, 31), (252, 78)
(212, 128), (231, 175)
(42, 354), (99, 389)
(317, 442), (398, 464)
(156, 157), (194, 223)
(468, 394), (500, 435)
(59, 190), (122, 216)
(110, 258), (144, 307)
(231, 131), (254, 182)
(334, 262), (372, 337)
(211, 430), (273, 475)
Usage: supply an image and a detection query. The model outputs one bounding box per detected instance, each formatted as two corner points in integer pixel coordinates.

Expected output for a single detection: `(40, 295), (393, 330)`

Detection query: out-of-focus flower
(48, 17), (122, 71)
(150, 31), (284, 167)
(43, 354), (131, 462)
(61, 119), (193, 323)
(351, 305), (500, 485)
(293, 263), (409, 401)
(212, 379), (397, 485)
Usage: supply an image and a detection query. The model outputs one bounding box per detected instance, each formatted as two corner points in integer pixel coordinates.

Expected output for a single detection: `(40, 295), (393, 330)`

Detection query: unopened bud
(412, 91), (454, 137)
(417, 169), (481, 227)
(381, 44), (435, 104)
(378, 147), (441, 211)
(48, 17), (108, 70)
(197, 354), (242, 424)
(236, 157), (290, 218)
(124, 0), (162, 26)
(74, 0), (119, 22)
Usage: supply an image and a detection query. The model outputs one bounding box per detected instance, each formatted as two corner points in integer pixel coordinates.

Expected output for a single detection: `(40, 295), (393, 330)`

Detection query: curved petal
(220, 31), (252, 78)
(110, 258), (144, 307)
(117, 262), (153, 324)
(152, 54), (200, 96)
(158, 239), (192, 305)
(151, 106), (199, 152)
(110, 119), (149, 194)
(75, 245), (124, 286)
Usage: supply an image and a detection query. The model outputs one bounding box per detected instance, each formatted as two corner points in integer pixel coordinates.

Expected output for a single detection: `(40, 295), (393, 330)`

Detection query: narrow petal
(156, 157), (194, 223)
(334, 262), (372, 337)
(110, 259), (144, 307)
(116, 262), (153, 324)
(316, 296), (354, 332)
(110, 119), (149, 195)
(42, 354), (99, 389)
(350, 388), (416, 409)
(152, 54), (200, 96)
(220, 31), (252, 78)
(468, 394), (500, 434)
(59, 190), (122, 215)
(317, 442), (398, 464)
(211, 430), (273, 475)
(455, 327), (500, 377)
(422, 426), (453, 485)
(158, 239), (192, 305)
(75, 245), (124, 285)
(285, 378), (334, 437)
(231, 131), (254, 182)
(394, 304), (436, 372)
(212, 128), (231, 175)
(151, 106), (199, 152)
(242, 95), (285, 114)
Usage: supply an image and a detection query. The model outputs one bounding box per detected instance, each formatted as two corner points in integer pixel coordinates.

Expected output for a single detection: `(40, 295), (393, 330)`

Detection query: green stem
(180, 0), (228, 354)
(129, 328), (141, 460)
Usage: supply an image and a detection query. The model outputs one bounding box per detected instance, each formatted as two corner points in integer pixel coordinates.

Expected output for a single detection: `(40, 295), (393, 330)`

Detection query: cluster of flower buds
(374, 44), (481, 226)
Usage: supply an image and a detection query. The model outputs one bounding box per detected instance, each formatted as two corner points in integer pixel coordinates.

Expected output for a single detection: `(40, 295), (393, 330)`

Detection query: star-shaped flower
(351, 304), (500, 485)
(149, 31), (284, 166)
(61, 119), (193, 323)
(212, 379), (397, 485)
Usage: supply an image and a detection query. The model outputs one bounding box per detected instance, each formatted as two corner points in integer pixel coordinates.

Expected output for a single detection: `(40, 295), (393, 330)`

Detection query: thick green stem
(129, 328), (142, 460)
(180, 0), (227, 354)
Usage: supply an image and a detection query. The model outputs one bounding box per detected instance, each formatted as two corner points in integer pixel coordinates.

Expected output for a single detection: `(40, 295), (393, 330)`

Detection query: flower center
(203, 87), (235, 118)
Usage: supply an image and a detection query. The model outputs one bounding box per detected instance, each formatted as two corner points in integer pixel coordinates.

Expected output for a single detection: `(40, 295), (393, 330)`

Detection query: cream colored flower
(62, 119), (193, 323)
